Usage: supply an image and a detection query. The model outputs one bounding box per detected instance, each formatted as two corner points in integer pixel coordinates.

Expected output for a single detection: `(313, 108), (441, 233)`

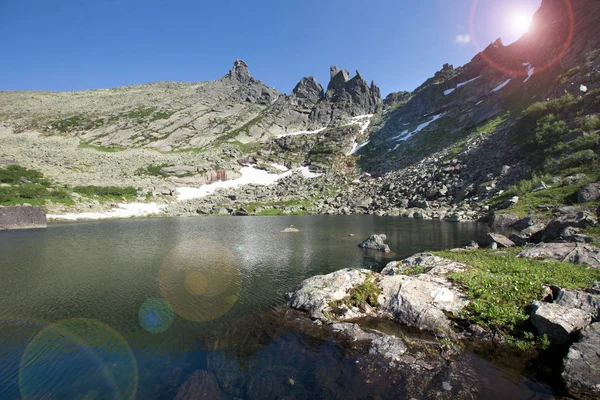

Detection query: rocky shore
(285, 209), (600, 399)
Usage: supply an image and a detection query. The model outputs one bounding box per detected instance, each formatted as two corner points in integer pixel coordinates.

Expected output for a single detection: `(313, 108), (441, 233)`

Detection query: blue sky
(0, 0), (541, 96)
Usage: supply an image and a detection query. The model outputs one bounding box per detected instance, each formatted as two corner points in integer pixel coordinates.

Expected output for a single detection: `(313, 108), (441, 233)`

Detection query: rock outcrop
(562, 323), (600, 400)
(0, 206), (47, 230)
(519, 243), (600, 269)
(357, 234), (391, 252)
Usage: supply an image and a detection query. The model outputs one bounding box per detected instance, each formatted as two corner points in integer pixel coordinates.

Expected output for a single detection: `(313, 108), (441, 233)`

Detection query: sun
(510, 11), (533, 37)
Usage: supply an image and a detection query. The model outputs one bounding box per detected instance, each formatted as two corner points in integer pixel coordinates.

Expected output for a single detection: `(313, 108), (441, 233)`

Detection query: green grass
(434, 249), (600, 338)
(329, 274), (381, 312)
(0, 165), (73, 207)
(242, 199), (314, 215)
(135, 164), (168, 178)
(491, 169), (599, 217)
(73, 186), (138, 200)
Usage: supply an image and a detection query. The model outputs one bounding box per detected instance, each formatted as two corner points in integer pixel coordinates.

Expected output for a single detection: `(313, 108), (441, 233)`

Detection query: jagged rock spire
(227, 59), (251, 83)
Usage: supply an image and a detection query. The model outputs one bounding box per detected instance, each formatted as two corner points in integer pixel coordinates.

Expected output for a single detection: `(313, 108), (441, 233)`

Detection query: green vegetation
(0, 165), (72, 207)
(329, 274), (381, 312)
(558, 66), (582, 84)
(241, 199), (314, 216)
(433, 248), (600, 346)
(78, 142), (126, 152)
(73, 186), (138, 200)
(445, 113), (510, 159)
(135, 164), (168, 178)
(50, 115), (105, 133)
(151, 110), (176, 121)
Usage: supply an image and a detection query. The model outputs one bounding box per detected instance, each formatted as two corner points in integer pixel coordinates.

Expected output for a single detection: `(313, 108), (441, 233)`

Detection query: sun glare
(510, 11), (533, 37)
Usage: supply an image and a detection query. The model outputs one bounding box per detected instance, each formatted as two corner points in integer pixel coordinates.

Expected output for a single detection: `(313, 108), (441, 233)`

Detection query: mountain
(0, 0), (599, 221)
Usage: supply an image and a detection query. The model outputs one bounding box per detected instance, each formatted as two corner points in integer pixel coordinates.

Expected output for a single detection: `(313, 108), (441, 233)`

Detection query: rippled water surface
(0, 216), (551, 399)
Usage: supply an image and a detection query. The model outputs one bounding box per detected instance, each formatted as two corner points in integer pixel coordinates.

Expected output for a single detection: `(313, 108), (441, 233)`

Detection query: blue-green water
(0, 216), (551, 399)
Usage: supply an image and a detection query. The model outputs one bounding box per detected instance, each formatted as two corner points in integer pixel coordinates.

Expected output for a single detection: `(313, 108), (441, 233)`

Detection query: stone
(286, 268), (372, 320)
(383, 253), (468, 276)
(0, 206), (47, 230)
(577, 183), (600, 203)
(174, 370), (222, 400)
(489, 213), (520, 228)
(564, 174), (588, 186)
(555, 289), (600, 322)
(281, 225), (300, 233)
(369, 334), (408, 362)
(518, 243), (600, 269)
(486, 233), (515, 248)
(562, 323), (600, 400)
(530, 302), (591, 344)
(535, 211), (597, 243)
(358, 234), (391, 252)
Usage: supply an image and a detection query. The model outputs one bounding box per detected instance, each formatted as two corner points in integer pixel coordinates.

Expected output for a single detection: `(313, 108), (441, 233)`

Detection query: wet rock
(562, 323), (600, 400)
(486, 233), (515, 248)
(369, 334), (408, 362)
(518, 243), (600, 269)
(358, 234), (391, 252)
(530, 302), (591, 345)
(174, 370), (222, 400)
(577, 183), (600, 203)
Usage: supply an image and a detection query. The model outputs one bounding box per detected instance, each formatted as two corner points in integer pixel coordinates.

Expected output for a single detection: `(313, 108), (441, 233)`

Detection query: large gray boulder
(518, 243), (600, 269)
(486, 233), (515, 248)
(556, 289), (600, 322)
(577, 183), (600, 203)
(286, 268), (373, 320)
(530, 302), (591, 344)
(381, 253), (468, 276)
(562, 323), (600, 400)
(358, 234), (391, 252)
(0, 206), (47, 230)
(378, 274), (468, 336)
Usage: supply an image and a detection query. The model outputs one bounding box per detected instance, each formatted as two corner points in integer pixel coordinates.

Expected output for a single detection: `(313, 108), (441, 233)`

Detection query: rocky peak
(227, 59), (251, 83)
(292, 77), (324, 107)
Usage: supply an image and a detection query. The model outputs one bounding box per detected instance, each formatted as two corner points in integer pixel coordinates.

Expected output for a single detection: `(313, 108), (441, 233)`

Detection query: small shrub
(546, 149), (597, 172)
(580, 116), (600, 132)
(0, 165), (47, 185)
(73, 186), (138, 199)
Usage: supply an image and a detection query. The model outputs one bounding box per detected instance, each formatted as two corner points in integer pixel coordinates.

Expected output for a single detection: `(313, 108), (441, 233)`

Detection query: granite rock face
(562, 323), (600, 400)
(0, 206), (47, 230)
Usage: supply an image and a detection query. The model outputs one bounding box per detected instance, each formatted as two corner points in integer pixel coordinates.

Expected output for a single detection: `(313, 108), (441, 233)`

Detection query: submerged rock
(358, 234), (391, 252)
(562, 323), (600, 400)
(281, 225), (300, 233)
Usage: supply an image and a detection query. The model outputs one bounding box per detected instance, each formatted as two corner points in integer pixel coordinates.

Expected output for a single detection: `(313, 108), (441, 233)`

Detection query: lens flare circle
(19, 318), (138, 400)
(469, 0), (574, 76)
(138, 298), (175, 334)
(159, 239), (242, 322)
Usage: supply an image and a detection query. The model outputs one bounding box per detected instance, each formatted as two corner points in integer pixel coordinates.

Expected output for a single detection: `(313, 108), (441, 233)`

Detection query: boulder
(0, 206), (47, 230)
(489, 213), (520, 228)
(381, 253), (468, 276)
(281, 225), (300, 233)
(518, 243), (600, 269)
(577, 183), (600, 203)
(286, 268), (372, 320)
(358, 234), (391, 252)
(530, 302), (591, 344)
(555, 289), (600, 322)
(562, 323), (600, 400)
(564, 174), (588, 186)
(379, 274), (468, 336)
(535, 211), (597, 243)
(486, 233), (515, 248)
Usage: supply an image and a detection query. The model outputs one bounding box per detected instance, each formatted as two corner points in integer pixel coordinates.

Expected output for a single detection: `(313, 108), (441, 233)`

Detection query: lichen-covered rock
(357, 234), (391, 252)
(518, 243), (600, 269)
(562, 323), (600, 400)
(556, 289), (600, 322)
(530, 302), (591, 344)
(286, 268), (372, 320)
(0, 206), (47, 230)
(379, 274), (468, 336)
(381, 253), (468, 276)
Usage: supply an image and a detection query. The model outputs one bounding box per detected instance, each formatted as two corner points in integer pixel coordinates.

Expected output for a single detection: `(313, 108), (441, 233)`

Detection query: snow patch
(443, 88), (455, 96)
(392, 114), (444, 144)
(476, 100), (483, 105)
(456, 76), (480, 88)
(523, 64), (535, 83)
(492, 79), (511, 93)
(176, 166), (319, 201)
(48, 203), (165, 221)
(580, 84), (588, 93)
(270, 163), (289, 172)
(349, 141), (370, 155)
(277, 127), (326, 138)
